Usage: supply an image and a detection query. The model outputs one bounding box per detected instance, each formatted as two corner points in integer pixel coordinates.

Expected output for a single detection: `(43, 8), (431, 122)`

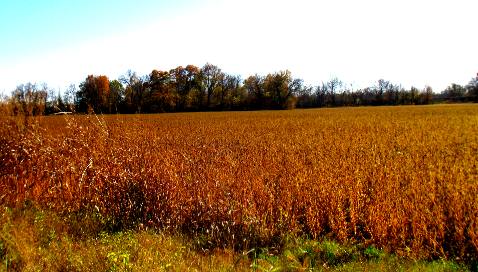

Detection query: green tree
(184, 65), (201, 109)
(465, 75), (478, 102)
(244, 74), (265, 109)
(169, 65), (200, 110)
(109, 80), (124, 113)
(262, 71), (300, 109)
(201, 63), (222, 109)
(443, 83), (466, 101)
(217, 74), (242, 109)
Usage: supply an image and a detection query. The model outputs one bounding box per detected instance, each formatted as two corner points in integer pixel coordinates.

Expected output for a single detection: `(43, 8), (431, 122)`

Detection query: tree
(322, 77), (343, 106)
(409, 86), (419, 104)
(11, 83), (48, 116)
(326, 77), (343, 93)
(218, 73), (247, 109)
(442, 83), (466, 101)
(120, 70), (146, 113)
(421, 86), (433, 104)
(244, 74), (265, 109)
(263, 70), (299, 109)
(76, 75), (110, 113)
(287, 78), (303, 109)
(184, 65), (201, 109)
(201, 63), (222, 109)
(376, 79), (399, 105)
(50, 90), (66, 113)
(109, 80), (125, 113)
(149, 69), (176, 112)
(169, 65), (200, 110)
(314, 83), (328, 107)
(465, 74), (478, 102)
(296, 84), (314, 108)
(63, 84), (77, 112)
(169, 66), (187, 111)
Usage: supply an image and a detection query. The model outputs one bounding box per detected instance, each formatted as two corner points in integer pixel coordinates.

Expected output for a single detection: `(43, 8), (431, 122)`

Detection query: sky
(0, 0), (477, 95)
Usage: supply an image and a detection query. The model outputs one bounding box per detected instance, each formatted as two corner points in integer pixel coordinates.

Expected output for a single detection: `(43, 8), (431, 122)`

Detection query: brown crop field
(1, 104), (477, 267)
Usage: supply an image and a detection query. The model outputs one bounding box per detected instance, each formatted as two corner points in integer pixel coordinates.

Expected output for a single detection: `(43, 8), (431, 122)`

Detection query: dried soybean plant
(1, 105), (477, 260)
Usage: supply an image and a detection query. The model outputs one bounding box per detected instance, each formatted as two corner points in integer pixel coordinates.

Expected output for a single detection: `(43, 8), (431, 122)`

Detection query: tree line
(3, 64), (478, 115)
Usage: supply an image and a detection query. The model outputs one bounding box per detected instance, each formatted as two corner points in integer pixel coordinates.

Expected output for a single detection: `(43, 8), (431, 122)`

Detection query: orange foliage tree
(76, 75), (110, 113)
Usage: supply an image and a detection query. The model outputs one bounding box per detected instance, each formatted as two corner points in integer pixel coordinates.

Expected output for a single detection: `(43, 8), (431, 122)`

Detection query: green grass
(0, 205), (472, 271)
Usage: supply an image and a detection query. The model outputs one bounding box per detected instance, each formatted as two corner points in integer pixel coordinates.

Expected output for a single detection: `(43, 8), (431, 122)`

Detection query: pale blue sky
(1, 0), (477, 94)
(0, 0), (195, 62)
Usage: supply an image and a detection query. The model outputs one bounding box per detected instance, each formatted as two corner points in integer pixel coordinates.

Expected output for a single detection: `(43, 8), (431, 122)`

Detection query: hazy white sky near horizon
(0, 0), (477, 95)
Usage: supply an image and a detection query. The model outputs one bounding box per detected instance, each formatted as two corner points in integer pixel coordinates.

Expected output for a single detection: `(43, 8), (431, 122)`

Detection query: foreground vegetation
(1, 104), (477, 270)
(1, 206), (468, 271)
